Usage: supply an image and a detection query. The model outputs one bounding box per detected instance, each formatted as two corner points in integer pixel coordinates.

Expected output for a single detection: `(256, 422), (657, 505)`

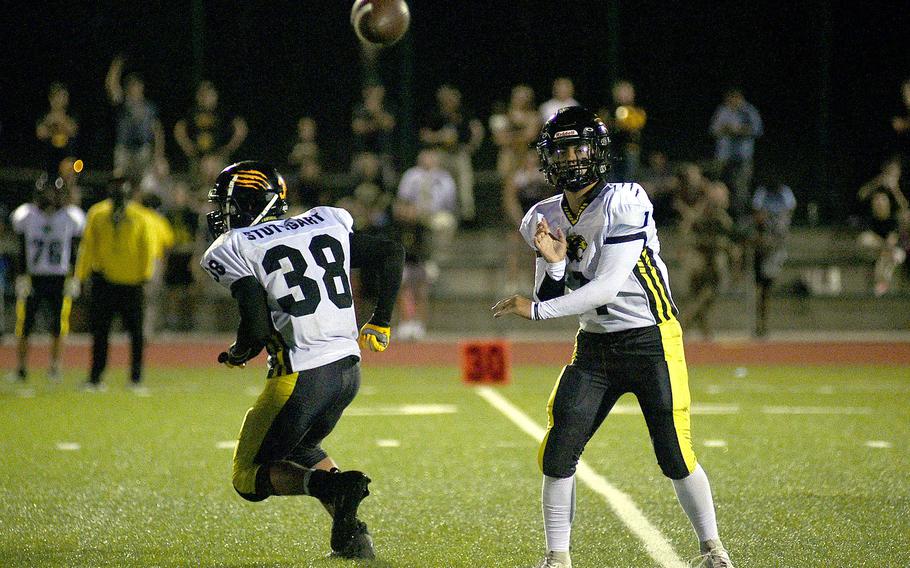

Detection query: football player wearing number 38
(201, 161), (404, 560)
(492, 108), (734, 568)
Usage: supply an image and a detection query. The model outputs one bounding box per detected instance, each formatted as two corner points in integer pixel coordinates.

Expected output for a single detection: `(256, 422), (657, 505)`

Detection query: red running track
(2, 338), (909, 370)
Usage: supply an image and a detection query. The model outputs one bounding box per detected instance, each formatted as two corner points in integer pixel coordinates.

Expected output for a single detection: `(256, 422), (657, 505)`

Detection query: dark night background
(1, 1), (907, 223)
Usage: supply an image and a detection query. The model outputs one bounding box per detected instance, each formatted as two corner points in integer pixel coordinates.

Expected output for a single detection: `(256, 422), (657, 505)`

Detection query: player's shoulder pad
(9, 203), (35, 229)
(201, 231), (236, 266)
(519, 195), (562, 246)
(309, 205), (354, 233)
(64, 205), (87, 227)
(603, 183), (652, 240)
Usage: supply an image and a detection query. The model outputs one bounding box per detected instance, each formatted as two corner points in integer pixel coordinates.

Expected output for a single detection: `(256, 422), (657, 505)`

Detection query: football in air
(351, 0), (410, 46)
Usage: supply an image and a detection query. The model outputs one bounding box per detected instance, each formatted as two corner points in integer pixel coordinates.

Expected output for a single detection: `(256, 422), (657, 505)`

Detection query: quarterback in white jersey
(201, 161), (403, 561)
(493, 108), (734, 568)
(9, 177), (85, 382)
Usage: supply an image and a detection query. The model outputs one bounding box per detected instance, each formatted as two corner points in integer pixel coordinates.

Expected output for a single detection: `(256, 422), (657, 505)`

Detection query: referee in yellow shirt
(75, 177), (158, 390)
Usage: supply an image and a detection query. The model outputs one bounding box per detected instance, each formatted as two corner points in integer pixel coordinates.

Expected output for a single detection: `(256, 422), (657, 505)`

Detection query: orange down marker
(460, 340), (511, 385)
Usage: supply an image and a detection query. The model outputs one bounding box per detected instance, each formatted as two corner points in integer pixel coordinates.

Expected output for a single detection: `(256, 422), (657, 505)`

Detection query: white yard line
(703, 440), (728, 448)
(611, 403), (740, 415)
(864, 440), (892, 449)
(55, 442), (81, 451)
(345, 404), (457, 416)
(475, 387), (687, 568)
(376, 439), (401, 448)
(216, 440), (238, 450)
(761, 406), (872, 415)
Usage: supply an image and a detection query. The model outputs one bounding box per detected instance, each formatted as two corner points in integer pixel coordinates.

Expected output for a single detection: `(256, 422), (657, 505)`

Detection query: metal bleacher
(426, 226), (910, 336)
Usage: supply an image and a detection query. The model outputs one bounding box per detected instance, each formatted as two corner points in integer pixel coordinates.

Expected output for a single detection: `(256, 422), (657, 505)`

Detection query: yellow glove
(218, 345), (248, 369)
(358, 323), (391, 352)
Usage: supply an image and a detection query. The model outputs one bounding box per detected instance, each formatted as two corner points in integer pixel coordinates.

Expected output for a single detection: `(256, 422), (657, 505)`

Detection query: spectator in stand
(393, 149), (458, 340)
(419, 85), (484, 221)
(76, 178), (158, 391)
(679, 182), (736, 340)
(161, 182), (200, 331)
(337, 153), (396, 325)
(710, 88), (763, 223)
(501, 150), (556, 293)
(603, 80), (646, 181)
(892, 79), (910, 191)
(491, 84), (540, 179)
(671, 162), (710, 228)
(173, 80), (248, 188)
(36, 82), (78, 175)
(539, 77), (580, 122)
(138, 193), (175, 336)
(105, 55), (165, 180)
(857, 158), (908, 296)
(638, 151), (676, 230)
(752, 180), (796, 336)
(289, 116), (320, 170)
(352, 84), (396, 182)
(57, 156), (85, 209)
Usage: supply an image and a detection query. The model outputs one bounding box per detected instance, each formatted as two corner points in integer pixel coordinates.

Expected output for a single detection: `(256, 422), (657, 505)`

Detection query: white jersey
(520, 181), (678, 333)
(201, 207), (359, 374)
(10, 204), (86, 276)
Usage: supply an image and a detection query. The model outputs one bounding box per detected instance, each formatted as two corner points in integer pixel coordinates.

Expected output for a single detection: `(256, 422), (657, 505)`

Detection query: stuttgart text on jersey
(242, 211), (327, 241)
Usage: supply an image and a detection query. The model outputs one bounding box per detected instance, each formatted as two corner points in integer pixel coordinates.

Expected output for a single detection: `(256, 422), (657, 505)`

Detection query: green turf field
(1, 364), (908, 567)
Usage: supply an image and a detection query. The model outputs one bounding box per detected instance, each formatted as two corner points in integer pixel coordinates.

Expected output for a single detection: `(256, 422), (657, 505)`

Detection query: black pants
(539, 322), (696, 480)
(88, 273), (144, 384)
(19, 275), (65, 337)
(234, 355), (361, 501)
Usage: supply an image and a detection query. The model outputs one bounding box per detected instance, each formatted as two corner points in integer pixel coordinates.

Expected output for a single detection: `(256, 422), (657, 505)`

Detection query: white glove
(64, 277), (81, 298)
(15, 275), (31, 299)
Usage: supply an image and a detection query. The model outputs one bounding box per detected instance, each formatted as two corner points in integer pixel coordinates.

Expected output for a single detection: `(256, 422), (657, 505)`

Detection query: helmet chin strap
(250, 194), (279, 226)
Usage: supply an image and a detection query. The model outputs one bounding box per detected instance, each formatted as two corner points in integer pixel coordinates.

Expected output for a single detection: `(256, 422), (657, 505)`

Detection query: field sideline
(1, 338), (908, 567)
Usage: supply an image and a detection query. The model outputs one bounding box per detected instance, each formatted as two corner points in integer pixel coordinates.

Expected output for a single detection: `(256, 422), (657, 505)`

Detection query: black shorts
(232, 355), (361, 501)
(16, 275), (67, 337)
(539, 320), (697, 480)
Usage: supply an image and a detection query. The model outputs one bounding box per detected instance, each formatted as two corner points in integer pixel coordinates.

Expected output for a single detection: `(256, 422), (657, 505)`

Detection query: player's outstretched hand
(359, 323), (391, 352)
(534, 218), (567, 263)
(218, 345), (248, 369)
(492, 295), (533, 320)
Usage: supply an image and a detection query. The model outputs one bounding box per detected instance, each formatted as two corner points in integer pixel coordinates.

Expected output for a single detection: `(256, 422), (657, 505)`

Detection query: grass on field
(1, 363), (908, 567)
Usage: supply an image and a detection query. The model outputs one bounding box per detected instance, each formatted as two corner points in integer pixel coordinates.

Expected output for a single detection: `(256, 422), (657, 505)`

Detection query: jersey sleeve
(602, 185), (651, 245)
(201, 234), (255, 290)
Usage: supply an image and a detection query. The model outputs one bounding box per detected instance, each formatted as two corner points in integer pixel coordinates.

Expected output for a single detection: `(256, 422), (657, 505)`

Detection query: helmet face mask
(536, 106), (612, 192)
(207, 161), (288, 238)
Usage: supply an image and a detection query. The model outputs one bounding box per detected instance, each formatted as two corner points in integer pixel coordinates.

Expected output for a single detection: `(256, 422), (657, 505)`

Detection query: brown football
(351, 0), (410, 46)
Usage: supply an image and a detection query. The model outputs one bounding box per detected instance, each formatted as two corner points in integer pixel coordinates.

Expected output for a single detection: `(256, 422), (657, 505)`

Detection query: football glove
(218, 344), (250, 369)
(358, 323), (391, 352)
(14, 275), (31, 299)
(64, 277), (81, 299)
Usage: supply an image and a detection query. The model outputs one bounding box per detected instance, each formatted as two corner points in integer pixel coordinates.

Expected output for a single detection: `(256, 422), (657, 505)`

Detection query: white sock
(671, 464), (720, 543)
(542, 474), (575, 552)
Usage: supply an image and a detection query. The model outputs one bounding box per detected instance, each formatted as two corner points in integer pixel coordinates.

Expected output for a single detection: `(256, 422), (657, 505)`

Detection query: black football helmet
(536, 106), (611, 192)
(34, 173), (68, 210)
(207, 161), (288, 237)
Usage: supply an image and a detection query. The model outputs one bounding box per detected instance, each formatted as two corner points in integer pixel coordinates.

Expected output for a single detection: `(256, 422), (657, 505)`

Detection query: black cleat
(329, 520), (375, 560)
(329, 471), (371, 554)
